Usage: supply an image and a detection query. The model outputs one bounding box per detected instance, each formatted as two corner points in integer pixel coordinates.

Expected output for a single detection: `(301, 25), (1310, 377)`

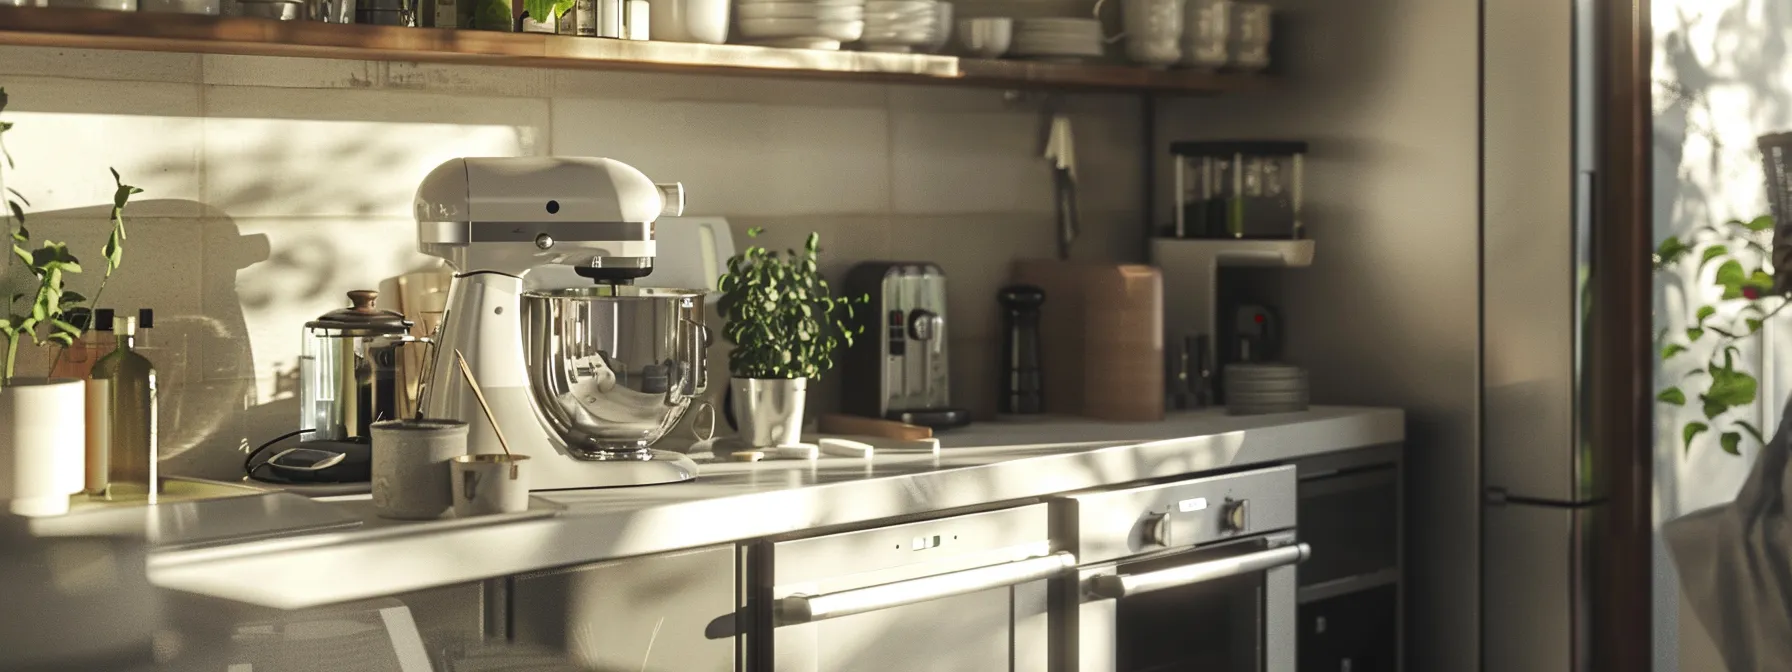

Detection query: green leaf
(1701, 366), (1757, 419)
(1696, 305), (1716, 324)
(1687, 328), (1705, 342)
(1699, 245), (1730, 272)
(1716, 259), (1746, 289)
(1656, 236), (1693, 268)
(1749, 318), (1764, 334)
(1746, 215), (1776, 232)
(1720, 432), (1743, 455)
(1684, 422), (1710, 452)
(747, 227), (765, 238)
(10, 244), (27, 268)
(1656, 387), (1686, 405)
(1738, 420), (1767, 445)
(49, 318), (78, 336)
(1747, 270), (1775, 290)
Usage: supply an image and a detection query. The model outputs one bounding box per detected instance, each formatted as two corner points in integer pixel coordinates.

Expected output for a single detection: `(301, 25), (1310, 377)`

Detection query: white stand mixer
(414, 157), (702, 489)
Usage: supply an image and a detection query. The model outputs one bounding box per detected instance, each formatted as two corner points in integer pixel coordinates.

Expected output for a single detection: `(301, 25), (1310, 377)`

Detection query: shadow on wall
(1653, 0), (1792, 516)
(0, 199), (450, 482)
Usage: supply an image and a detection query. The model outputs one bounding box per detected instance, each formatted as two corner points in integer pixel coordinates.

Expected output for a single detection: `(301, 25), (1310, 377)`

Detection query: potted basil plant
(0, 87), (141, 516)
(717, 228), (865, 448)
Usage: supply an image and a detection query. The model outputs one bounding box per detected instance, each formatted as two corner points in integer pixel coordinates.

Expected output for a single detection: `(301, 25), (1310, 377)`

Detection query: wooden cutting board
(1011, 261), (1164, 422)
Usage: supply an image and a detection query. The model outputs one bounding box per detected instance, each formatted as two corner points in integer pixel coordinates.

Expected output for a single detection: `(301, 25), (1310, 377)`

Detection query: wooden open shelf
(0, 5), (1269, 93)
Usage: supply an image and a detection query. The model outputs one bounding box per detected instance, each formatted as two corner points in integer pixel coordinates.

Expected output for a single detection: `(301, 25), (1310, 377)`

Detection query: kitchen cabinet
(748, 504), (1060, 672)
(1293, 445), (1404, 672)
(510, 544), (740, 672)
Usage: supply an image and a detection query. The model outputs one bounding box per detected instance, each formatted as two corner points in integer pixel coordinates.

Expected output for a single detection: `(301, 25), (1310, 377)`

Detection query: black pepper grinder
(998, 285), (1046, 415)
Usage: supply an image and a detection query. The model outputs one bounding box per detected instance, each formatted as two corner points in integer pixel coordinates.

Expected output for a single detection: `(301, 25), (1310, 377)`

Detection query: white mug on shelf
(1180, 0), (1229, 70)
(1227, 0), (1270, 71)
(1121, 0), (1182, 67)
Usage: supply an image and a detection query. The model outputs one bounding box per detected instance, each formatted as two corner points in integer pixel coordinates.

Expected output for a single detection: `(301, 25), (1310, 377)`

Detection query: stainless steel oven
(752, 503), (1076, 672)
(1053, 465), (1305, 672)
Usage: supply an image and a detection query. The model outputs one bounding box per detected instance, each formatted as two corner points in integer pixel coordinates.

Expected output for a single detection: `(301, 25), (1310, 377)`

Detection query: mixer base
(526, 449), (699, 490)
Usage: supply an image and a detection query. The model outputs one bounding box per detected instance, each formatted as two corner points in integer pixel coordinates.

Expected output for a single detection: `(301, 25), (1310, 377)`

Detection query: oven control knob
(1221, 499), (1249, 533)
(1143, 513), (1171, 547)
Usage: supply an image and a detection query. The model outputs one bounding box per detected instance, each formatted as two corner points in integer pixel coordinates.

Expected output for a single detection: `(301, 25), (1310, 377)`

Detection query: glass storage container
(1170, 140), (1306, 239)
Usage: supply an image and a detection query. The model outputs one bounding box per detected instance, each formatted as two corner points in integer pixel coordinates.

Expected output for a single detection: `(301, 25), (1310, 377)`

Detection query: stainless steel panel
(775, 552), (1074, 624)
(771, 504), (1050, 586)
(767, 506), (1053, 672)
(511, 544), (737, 672)
(1483, 0), (1599, 502)
(1057, 466), (1296, 565)
(772, 583), (1045, 672)
(1484, 502), (1595, 672)
(1068, 535), (1299, 672)
(1087, 542), (1307, 599)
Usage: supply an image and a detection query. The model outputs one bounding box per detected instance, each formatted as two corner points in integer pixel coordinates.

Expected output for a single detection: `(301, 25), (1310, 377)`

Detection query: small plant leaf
(1656, 387), (1686, 405)
(1701, 365), (1757, 419)
(1686, 328), (1705, 342)
(1699, 246), (1729, 272)
(1749, 318), (1764, 334)
(1696, 305), (1716, 324)
(1721, 431), (1743, 455)
(1684, 422), (1709, 452)
(746, 227), (765, 238)
(1656, 236), (1693, 268)
(1746, 215), (1776, 232)
(50, 318), (79, 337)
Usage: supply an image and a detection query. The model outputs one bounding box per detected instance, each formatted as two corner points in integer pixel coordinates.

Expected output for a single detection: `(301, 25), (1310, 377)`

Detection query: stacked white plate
(1011, 17), (1104, 61)
(860, 0), (938, 52)
(1223, 363), (1309, 415)
(736, 0), (867, 50)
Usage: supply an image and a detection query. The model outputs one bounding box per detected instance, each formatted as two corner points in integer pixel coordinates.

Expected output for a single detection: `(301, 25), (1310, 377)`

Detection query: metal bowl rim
(523, 287), (708, 300)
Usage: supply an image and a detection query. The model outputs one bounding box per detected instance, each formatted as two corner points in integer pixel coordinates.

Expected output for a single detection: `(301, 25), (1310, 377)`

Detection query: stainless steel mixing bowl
(522, 286), (708, 457)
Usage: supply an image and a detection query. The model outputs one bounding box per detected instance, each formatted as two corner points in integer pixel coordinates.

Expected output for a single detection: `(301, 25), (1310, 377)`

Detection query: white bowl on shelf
(653, 0), (732, 43)
(738, 17), (866, 40)
(862, 0), (930, 12)
(737, 1), (862, 19)
(737, 0), (861, 5)
(956, 17), (1012, 57)
(746, 36), (847, 48)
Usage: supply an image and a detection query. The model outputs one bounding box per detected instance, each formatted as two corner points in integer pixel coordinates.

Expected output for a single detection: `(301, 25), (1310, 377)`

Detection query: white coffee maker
(414, 157), (706, 489)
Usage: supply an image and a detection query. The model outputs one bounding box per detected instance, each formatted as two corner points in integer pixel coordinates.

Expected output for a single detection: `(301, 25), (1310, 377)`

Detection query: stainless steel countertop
(146, 406), (1403, 609)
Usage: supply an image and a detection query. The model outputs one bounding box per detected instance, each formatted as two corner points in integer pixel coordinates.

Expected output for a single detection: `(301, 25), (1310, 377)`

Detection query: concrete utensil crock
(371, 419), (468, 520)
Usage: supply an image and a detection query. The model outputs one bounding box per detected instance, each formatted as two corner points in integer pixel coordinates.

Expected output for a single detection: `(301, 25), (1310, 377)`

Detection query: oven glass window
(1114, 547), (1267, 672)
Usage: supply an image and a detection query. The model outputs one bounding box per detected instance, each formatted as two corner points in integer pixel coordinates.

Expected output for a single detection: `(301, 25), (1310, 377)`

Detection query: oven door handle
(1086, 542), (1310, 599)
(775, 551), (1077, 626)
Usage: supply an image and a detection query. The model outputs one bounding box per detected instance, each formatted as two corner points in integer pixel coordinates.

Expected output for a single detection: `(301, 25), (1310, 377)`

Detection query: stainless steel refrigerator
(1481, 0), (1650, 668)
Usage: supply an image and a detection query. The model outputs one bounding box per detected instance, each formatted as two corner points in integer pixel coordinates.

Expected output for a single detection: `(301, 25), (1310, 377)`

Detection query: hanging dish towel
(1665, 393), (1792, 671)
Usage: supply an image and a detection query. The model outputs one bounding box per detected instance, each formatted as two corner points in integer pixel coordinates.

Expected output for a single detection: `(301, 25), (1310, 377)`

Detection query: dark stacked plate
(1224, 363), (1308, 415)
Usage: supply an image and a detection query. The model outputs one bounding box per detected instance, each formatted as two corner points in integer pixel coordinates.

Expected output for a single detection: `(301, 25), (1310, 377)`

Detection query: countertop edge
(147, 407), (1405, 609)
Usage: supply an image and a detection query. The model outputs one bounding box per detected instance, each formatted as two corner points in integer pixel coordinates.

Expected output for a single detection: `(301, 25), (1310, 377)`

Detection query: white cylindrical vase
(0, 378), (87, 517)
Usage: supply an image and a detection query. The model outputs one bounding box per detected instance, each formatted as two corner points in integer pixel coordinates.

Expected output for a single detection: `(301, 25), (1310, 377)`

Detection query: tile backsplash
(0, 46), (1145, 480)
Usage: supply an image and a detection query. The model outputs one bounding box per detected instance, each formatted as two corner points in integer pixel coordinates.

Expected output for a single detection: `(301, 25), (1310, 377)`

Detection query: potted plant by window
(0, 88), (141, 516)
(717, 228), (865, 448)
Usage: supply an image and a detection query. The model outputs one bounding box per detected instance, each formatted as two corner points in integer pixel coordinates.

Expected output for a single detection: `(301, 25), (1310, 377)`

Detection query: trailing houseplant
(716, 228), (865, 447)
(0, 87), (142, 516)
(1654, 213), (1784, 456)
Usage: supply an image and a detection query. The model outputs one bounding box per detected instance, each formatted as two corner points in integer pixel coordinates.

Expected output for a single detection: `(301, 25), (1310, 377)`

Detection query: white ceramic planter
(731, 377), (806, 448)
(0, 378), (87, 517)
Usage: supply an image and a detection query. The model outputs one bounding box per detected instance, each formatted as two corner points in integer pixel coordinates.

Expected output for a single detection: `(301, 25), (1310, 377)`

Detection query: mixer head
(414, 157), (684, 282)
